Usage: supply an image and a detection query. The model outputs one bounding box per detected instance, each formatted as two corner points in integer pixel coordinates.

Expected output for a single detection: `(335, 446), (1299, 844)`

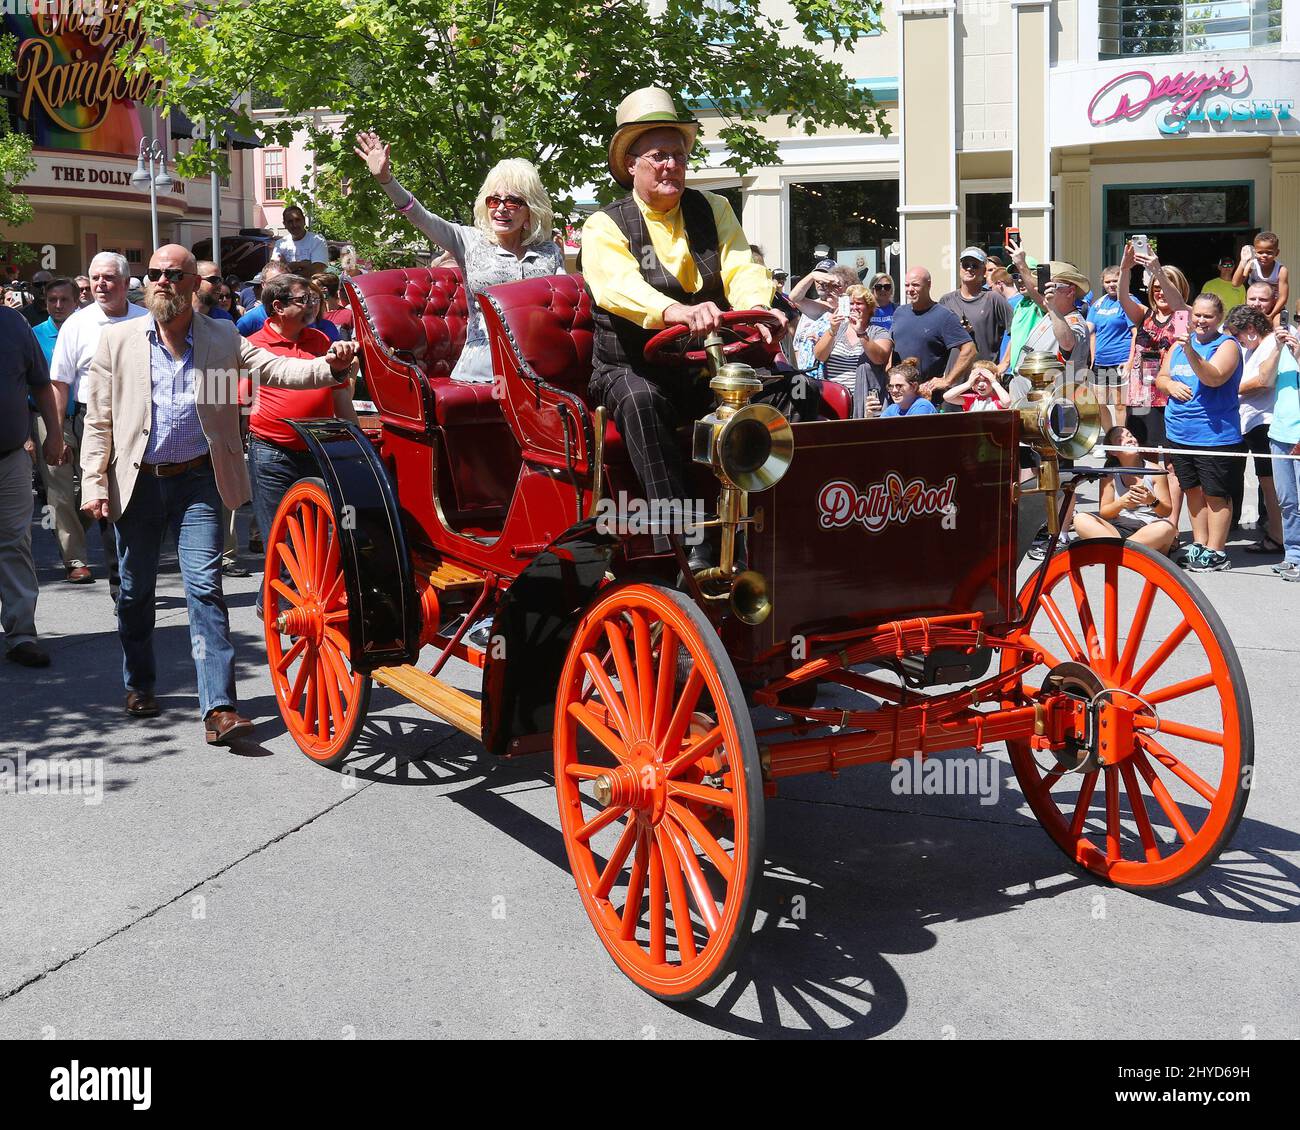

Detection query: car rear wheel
(264, 478), (371, 768)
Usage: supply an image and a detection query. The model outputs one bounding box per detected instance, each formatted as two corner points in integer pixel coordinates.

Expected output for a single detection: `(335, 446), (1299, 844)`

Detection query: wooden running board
(426, 560), (484, 593)
(371, 664), (482, 739)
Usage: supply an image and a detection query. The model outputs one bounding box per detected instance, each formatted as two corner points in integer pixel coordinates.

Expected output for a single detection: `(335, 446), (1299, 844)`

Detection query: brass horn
(729, 569), (772, 626)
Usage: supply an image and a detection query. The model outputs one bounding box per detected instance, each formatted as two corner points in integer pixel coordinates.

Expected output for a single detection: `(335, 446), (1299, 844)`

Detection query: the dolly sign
(818, 473), (957, 534)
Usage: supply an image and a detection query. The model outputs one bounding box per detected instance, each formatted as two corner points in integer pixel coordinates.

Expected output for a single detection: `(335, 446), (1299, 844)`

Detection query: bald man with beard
(80, 245), (359, 745)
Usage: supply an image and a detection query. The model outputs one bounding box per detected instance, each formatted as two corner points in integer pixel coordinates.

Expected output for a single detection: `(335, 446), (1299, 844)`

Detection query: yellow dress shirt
(581, 190), (774, 330)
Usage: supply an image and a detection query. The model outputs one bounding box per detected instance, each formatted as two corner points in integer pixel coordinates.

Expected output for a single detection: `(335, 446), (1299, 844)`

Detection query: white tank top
(1248, 259), (1281, 288)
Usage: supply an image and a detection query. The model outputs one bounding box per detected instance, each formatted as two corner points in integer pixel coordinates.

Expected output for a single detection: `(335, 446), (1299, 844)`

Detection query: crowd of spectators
(775, 228), (1299, 577)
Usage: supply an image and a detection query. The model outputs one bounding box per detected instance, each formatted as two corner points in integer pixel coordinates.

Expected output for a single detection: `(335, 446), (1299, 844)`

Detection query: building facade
(1, 8), (258, 277)
(240, 2), (1300, 298)
(689, 0), (1297, 297)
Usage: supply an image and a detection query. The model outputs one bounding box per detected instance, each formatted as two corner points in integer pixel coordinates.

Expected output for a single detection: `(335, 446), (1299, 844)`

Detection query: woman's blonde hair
(845, 284), (877, 317)
(473, 158), (553, 246)
(1148, 264), (1190, 302)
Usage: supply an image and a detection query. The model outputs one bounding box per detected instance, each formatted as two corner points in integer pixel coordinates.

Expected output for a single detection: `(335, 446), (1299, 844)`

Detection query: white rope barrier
(1096, 444), (1300, 461)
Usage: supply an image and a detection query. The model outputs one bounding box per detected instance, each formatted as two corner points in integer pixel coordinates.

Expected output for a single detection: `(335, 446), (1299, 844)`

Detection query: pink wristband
(396, 192), (416, 215)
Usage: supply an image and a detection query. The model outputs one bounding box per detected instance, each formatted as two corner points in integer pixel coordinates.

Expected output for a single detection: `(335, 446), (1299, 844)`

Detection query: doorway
(1103, 181), (1256, 299)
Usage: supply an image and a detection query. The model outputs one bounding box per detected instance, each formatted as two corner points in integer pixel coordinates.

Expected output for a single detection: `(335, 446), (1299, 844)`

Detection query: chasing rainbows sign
(1087, 66), (1294, 137)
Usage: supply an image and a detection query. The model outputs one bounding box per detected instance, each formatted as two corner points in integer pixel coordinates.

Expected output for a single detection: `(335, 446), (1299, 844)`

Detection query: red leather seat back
(351, 267), (467, 376)
(820, 380), (852, 420)
(346, 266), (520, 522)
(481, 274), (594, 401)
(479, 275), (596, 470)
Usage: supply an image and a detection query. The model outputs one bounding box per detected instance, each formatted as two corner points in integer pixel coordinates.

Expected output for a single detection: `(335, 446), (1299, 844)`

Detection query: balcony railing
(1098, 0), (1283, 59)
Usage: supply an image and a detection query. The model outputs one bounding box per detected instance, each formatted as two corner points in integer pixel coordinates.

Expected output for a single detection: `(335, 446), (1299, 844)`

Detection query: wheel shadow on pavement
(262, 703), (1300, 1037)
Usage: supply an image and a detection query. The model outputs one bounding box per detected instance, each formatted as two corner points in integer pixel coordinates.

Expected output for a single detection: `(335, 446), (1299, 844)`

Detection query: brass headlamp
(690, 334), (794, 625)
(1012, 351), (1102, 461)
(1011, 350), (1101, 534)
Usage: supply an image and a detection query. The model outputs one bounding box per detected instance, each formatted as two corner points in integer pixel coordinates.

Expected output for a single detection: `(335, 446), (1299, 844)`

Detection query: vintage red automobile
(260, 267), (1252, 1001)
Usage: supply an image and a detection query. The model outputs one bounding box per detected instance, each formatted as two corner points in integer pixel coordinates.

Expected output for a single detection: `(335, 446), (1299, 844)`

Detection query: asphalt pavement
(2, 490), (1298, 1040)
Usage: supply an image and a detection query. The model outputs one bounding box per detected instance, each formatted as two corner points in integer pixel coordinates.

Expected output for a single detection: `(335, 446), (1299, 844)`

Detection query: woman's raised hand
(354, 131), (392, 183)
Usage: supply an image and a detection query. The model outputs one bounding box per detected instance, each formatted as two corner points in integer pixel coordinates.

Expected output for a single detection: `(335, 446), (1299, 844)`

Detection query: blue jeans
(114, 463), (237, 718)
(248, 439), (319, 613)
(1272, 439), (1300, 566)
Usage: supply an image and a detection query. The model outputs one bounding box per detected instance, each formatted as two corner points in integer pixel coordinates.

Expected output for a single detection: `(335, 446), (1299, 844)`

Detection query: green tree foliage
(129, 0), (887, 263)
(0, 34), (36, 238)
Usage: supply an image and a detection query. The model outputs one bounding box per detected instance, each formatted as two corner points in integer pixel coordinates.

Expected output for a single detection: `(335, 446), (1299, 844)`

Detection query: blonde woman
(354, 132), (565, 382)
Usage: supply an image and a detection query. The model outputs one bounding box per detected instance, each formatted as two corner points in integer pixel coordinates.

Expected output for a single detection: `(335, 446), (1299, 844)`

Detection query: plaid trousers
(594, 367), (821, 552)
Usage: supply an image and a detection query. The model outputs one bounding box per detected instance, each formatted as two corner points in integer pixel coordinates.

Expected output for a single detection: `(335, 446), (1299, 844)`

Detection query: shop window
(1098, 1), (1282, 58)
(263, 149), (285, 201)
(1104, 183), (1252, 230)
(965, 193), (1012, 259)
(788, 179), (899, 279)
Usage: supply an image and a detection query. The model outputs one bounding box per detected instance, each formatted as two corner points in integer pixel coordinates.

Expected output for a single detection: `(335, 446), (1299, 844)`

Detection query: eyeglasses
(887, 384), (908, 391)
(634, 150), (688, 169)
(282, 294), (311, 307)
(200, 274), (222, 285)
(485, 194), (527, 213)
(960, 259), (982, 269)
(872, 283), (892, 291)
(146, 268), (194, 283)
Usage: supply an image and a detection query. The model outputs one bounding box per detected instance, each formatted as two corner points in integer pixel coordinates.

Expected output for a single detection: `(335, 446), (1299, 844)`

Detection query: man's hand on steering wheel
(663, 301), (725, 334)
(754, 307), (787, 345)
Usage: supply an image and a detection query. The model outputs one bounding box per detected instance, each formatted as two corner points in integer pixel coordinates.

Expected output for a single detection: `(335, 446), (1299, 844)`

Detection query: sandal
(1245, 534), (1283, 554)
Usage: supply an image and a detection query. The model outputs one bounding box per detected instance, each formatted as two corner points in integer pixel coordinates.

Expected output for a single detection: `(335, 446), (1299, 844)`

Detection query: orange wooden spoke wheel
(1005, 539), (1251, 889)
(554, 583), (764, 1001)
(264, 478), (371, 767)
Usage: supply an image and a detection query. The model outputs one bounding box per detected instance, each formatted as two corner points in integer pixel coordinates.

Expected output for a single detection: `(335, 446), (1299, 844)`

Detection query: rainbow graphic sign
(4, 3), (162, 157)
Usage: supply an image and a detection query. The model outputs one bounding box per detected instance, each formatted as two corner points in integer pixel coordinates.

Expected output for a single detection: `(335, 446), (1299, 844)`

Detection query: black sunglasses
(200, 274), (222, 285)
(872, 283), (892, 291)
(146, 267), (195, 283)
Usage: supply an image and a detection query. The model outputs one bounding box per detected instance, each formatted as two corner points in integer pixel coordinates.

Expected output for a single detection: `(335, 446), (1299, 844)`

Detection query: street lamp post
(131, 138), (174, 250)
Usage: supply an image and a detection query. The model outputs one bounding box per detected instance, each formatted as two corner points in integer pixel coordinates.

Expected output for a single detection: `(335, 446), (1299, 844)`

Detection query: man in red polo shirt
(244, 274), (358, 615)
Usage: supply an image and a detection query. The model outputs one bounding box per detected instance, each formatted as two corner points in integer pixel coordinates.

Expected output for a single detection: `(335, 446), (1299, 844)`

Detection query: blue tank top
(1165, 331), (1243, 446)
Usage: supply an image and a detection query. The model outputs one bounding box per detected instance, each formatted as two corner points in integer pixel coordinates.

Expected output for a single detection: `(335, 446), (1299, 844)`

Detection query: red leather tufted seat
(350, 267), (501, 426)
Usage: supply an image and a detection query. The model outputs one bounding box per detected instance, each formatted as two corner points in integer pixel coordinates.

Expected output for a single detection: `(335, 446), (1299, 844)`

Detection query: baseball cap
(252, 271), (264, 284)
(958, 246), (988, 264)
(1217, 256), (1234, 268)
(772, 267), (788, 279)
(813, 257), (836, 273)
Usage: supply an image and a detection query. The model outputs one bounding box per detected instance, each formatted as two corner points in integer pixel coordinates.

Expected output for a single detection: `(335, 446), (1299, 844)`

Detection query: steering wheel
(643, 309), (784, 368)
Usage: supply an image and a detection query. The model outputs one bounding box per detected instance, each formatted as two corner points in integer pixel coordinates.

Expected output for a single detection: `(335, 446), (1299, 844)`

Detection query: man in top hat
(582, 87), (807, 566)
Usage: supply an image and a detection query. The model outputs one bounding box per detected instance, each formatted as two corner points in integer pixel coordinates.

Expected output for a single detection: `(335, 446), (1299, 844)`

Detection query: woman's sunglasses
(486, 194), (527, 213)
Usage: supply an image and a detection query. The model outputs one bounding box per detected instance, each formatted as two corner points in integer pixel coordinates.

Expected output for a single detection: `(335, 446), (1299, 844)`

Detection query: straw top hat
(608, 87), (699, 189)
(1048, 261), (1091, 294)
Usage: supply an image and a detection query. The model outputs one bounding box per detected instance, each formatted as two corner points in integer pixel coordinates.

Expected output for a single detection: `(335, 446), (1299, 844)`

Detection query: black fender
(481, 517), (618, 756)
(287, 418), (420, 673)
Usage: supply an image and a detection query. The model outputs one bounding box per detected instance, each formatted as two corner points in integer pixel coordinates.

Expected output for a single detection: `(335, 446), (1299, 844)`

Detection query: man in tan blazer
(81, 244), (358, 745)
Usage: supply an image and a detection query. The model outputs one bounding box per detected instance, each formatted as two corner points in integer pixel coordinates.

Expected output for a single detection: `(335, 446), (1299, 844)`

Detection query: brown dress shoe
(125, 691), (160, 717)
(66, 565), (94, 584)
(205, 706), (254, 745)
